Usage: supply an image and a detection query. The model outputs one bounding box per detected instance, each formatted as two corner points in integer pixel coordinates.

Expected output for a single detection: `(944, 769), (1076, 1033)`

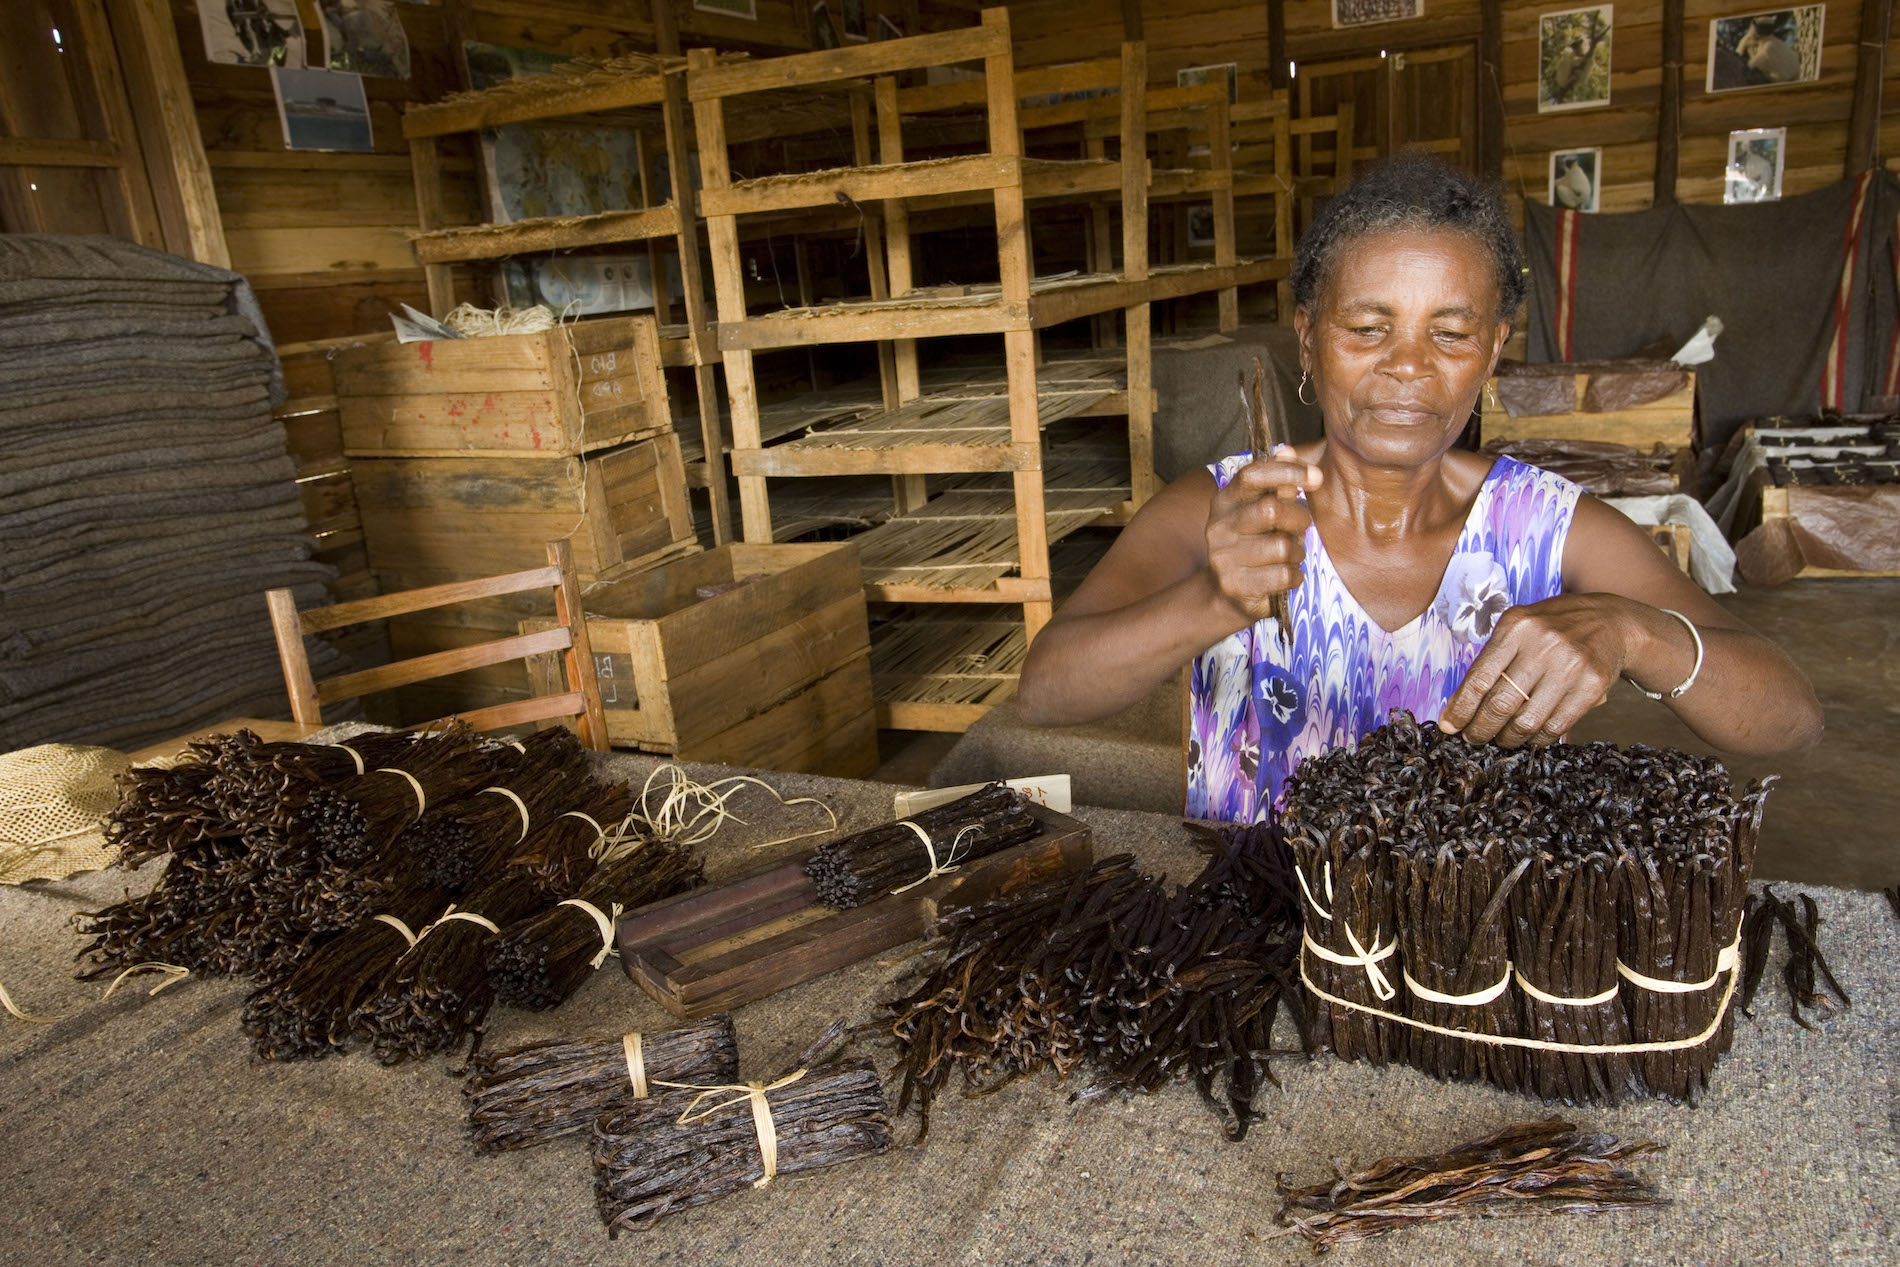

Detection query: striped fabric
(1554, 208), (1581, 361)
(1821, 170), (1876, 411)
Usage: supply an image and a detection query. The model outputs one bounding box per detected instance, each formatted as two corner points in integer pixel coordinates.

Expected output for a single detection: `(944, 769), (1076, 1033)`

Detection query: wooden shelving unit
(400, 50), (732, 543)
(691, 10), (1285, 730)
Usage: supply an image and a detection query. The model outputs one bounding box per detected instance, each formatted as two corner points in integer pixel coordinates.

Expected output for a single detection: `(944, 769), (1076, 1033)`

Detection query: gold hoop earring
(1298, 371), (1315, 406)
(1484, 381), (1500, 411)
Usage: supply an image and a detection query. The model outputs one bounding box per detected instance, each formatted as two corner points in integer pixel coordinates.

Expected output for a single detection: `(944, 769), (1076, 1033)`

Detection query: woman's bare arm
(1441, 494), (1823, 754)
(1017, 454), (1319, 726)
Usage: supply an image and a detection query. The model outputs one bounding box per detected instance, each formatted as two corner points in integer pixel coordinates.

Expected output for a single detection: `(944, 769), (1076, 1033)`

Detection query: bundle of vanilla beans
(463, 1016), (740, 1152)
(804, 782), (1042, 908)
(1281, 711), (1773, 1105)
(886, 821), (1316, 1140)
(1276, 1117), (1667, 1251)
(591, 1056), (892, 1235)
(73, 724), (702, 1062)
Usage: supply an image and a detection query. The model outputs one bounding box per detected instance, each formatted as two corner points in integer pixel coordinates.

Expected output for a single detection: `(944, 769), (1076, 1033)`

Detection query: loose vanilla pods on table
(1281, 711), (1773, 1105)
(804, 782), (1041, 908)
(1739, 886), (1850, 1028)
(463, 1016), (740, 1153)
(591, 1056), (892, 1235)
(1276, 1117), (1667, 1251)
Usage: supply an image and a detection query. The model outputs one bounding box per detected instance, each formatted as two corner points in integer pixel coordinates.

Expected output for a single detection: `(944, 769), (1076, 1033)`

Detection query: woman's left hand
(1440, 593), (1639, 746)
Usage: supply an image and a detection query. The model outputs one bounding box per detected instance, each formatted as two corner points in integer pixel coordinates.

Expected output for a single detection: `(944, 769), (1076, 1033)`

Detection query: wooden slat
(265, 588), (322, 725)
(895, 55), (1121, 113)
(697, 154), (1021, 218)
(688, 24), (1008, 101)
(0, 137), (120, 168)
(402, 75), (667, 139)
(436, 692), (587, 733)
(299, 566), (563, 632)
(548, 538), (608, 752)
(317, 626), (575, 704)
(716, 298), (1030, 349)
(409, 203), (682, 264)
(730, 440), (1037, 477)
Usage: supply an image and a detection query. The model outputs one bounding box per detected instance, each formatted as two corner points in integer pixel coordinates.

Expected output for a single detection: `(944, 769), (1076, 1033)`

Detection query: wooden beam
(689, 24), (1007, 101)
(402, 73), (667, 139)
(1121, 0), (1143, 41)
(1267, 0), (1288, 92)
(1479, 0), (1503, 179)
(409, 204), (682, 264)
(317, 627), (575, 704)
(299, 566), (564, 632)
(730, 441), (1038, 477)
(0, 138), (120, 167)
(696, 154), (1023, 217)
(1654, 0), (1683, 206)
(1844, 0), (1891, 177)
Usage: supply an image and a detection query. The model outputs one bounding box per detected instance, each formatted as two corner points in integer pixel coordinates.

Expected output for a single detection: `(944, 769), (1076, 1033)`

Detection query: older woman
(1017, 152), (1821, 824)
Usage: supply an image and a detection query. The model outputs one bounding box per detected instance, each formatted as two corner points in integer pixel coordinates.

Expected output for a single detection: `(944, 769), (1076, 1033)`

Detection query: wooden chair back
(265, 539), (609, 750)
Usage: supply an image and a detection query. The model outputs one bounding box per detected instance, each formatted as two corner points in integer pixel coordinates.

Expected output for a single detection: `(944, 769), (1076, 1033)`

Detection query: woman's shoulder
(1471, 451), (1585, 519)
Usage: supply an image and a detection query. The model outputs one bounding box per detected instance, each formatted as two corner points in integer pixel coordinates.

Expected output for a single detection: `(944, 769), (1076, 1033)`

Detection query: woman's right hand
(1205, 447), (1322, 623)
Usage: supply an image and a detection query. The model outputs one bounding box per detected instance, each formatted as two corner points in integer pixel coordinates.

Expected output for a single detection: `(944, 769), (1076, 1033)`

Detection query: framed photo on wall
(1538, 6), (1613, 112)
(1725, 128), (1786, 203)
(1548, 147), (1601, 212)
(1331, 0), (1423, 28)
(1176, 63), (1239, 105)
(1707, 6), (1823, 93)
(692, 0), (759, 18)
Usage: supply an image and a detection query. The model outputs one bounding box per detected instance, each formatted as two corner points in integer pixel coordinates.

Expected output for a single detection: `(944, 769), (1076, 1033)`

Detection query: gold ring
(1497, 671), (1532, 702)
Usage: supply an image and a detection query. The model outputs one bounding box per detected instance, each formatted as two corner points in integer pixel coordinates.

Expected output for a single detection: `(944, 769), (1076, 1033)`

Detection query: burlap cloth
(0, 752), (1893, 1265)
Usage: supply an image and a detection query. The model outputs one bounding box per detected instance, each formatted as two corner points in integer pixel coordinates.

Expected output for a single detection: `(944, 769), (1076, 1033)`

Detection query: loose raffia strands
(396, 728), (596, 891)
(1739, 886), (1850, 1030)
(887, 822), (1317, 1142)
(1275, 1117), (1667, 1251)
(488, 838), (705, 1011)
(240, 879), (451, 1061)
(463, 1016), (740, 1153)
(590, 1056), (892, 1235)
(805, 782), (1042, 908)
(1280, 711), (1773, 1105)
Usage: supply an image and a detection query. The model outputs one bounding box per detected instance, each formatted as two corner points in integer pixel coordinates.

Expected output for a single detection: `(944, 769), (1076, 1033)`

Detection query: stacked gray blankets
(0, 235), (344, 751)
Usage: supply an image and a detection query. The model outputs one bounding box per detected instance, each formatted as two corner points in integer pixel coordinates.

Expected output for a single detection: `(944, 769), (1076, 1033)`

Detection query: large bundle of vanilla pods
(1280, 711), (1772, 1104)
(886, 822), (1316, 1139)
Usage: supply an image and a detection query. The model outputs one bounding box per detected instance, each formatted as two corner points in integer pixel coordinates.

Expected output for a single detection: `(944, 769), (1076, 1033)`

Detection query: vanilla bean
(463, 1016), (739, 1152)
(805, 783), (1041, 908)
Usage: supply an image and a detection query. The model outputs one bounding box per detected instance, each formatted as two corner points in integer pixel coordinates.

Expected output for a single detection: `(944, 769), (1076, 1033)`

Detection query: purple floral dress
(1185, 453), (1582, 823)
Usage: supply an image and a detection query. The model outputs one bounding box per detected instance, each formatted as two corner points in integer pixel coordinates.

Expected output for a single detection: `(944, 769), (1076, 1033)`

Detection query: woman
(1017, 152), (1821, 824)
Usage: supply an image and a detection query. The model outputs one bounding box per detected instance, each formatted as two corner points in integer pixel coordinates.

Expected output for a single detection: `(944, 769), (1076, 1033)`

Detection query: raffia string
(634, 764), (837, 851)
(1303, 928), (1398, 1001)
(653, 1069), (809, 1189)
(888, 823), (979, 895)
(4, 960), (189, 1025)
(443, 303), (558, 336)
(479, 785), (533, 842)
(0, 976), (65, 1024)
(558, 898), (624, 967)
(374, 914), (421, 947)
(385, 905), (500, 954)
(623, 1032), (649, 1098)
(328, 743), (365, 775)
(375, 767), (428, 820)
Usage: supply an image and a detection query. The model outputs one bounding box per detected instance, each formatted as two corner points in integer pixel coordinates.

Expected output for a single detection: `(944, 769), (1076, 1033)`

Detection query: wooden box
(1647, 522), (1693, 575)
(332, 315), (669, 458)
(1484, 371), (1695, 451)
(352, 431), (696, 582)
(525, 543), (877, 776)
(615, 801), (1093, 1019)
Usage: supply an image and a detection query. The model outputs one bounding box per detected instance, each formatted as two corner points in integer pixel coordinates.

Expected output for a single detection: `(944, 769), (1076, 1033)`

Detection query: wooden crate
(352, 431), (696, 581)
(1647, 522), (1693, 574)
(524, 543), (877, 776)
(331, 315), (669, 458)
(616, 801), (1092, 1019)
(1484, 371), (1695, 450)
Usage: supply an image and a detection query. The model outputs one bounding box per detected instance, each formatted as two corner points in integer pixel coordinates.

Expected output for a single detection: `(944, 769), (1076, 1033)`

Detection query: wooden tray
(615, 801), (1093, 1019)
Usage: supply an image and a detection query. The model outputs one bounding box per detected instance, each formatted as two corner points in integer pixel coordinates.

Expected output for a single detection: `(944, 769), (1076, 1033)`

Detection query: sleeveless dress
(1185, 453), (1583, 824)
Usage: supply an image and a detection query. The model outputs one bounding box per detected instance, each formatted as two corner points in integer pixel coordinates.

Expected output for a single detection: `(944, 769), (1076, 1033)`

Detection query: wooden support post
(1121, 0), (1143, 41)
(1209, 96), (1239, 332)
(409, 136), (456, 315)
(1266, 0), (1288, 93)
(1654, 0), (1682, 207)
(876, 74), (928, 515)
(1120, 42), (1157, 508)
(1844, 0), (1891, 177)
(690, 48), (768, 543)
(107, 0), (231, 266)
(850, 87), (902, 414)
(1274, 105), (1293, 323)
(548, 539), (609, 752)
(987, 10), (1052, 642)
(1086, 132), (1120, 349)
(265, 589), (322, 725)
(1479, 0), (1503, 179)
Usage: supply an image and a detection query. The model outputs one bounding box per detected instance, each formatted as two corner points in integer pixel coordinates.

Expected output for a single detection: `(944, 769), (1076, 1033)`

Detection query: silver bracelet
(1628, 608), (1703, 701)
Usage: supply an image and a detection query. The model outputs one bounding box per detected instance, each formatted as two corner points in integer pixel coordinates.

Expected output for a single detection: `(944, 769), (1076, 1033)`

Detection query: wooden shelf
(871, 610), (1027, 732)
(409, 203), (683, 265)
(853, 487), (1119, 602)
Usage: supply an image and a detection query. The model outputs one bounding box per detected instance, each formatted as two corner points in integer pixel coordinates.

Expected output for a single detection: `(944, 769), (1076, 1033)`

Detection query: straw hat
(0, 744), (129, 884)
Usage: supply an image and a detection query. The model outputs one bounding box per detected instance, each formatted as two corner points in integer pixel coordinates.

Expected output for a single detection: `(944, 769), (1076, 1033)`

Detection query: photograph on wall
(1176, 63), (1239, 105)
(482, 124), (646, 223)
(1538, 6), (1612, 112)
(1548, 147), (1601, 212)
(811, 1), (840, 49)
(842, 0), (869, 41)
(1706, 6), (1823, 93)
(199, 0), (305, 68)
(1725, 127), (1785, 203)
(692, 0), (759, 18)
(316, 0), (411, 80)
(1331, 0), (1423, 29)
(272, 66), (374, 152)
(461, 41), (568, 91)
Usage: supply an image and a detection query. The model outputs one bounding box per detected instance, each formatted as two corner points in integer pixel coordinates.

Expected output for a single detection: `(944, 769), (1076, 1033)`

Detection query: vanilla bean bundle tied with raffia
(463, 1016), (740, 1153)
(804, 782), (1041, 908)
(591, 1056), (891, 1235)
(302, 724), (505, 869)
(1280, 711), (1773, 1104)
(397, 728), (597, 891)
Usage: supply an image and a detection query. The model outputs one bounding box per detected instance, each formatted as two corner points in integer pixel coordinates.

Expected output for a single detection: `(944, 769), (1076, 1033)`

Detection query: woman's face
(1294, 226), (1509, 469)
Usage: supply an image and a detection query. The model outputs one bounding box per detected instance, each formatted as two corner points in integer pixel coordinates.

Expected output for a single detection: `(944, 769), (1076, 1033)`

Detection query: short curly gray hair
(1288, 150), (1527, 324)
